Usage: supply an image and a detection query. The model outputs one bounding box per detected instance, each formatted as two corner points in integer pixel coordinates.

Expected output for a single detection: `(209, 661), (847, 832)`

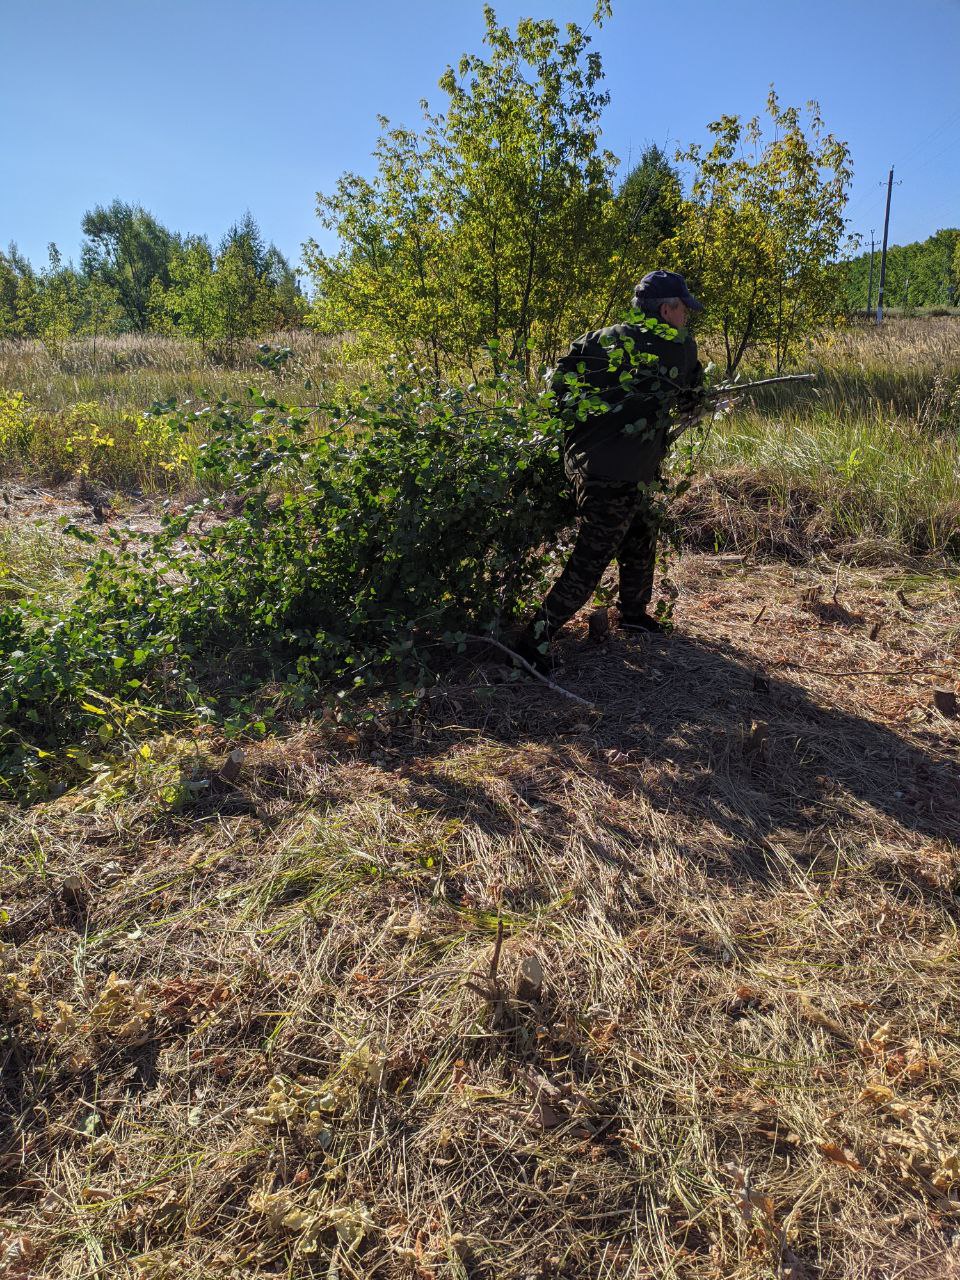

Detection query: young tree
(79, 274), (123, 357)
(153, 236), (217, 347)
(436, 10), (616, 369)
(81, 200), (179, 332)
(306, 124), (451, 370)
(0, 245), (42, 339)
(0, 248), (27, 338)
(673, 91), (853, 374)
(24, 245), (86, 356)
(305, 6), (623, 372)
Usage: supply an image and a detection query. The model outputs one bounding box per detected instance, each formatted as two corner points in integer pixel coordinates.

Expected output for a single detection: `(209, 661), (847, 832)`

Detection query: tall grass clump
(684, 316), (960, 557)
(687, 405), (960, 558)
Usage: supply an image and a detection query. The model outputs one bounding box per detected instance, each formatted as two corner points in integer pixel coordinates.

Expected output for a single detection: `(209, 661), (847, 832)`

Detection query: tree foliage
(670, 91), (853, 374)
(80, 201), (180, 332)
(840, 228), (960, 313)
(305, 7), (676, 371)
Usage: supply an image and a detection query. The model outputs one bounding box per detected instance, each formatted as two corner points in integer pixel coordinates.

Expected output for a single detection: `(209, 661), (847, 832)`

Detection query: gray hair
(635, 295), (681, 318)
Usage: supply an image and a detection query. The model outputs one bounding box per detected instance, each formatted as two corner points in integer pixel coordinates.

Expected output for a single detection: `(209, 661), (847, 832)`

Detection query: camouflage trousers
(534, 474), (660, 638)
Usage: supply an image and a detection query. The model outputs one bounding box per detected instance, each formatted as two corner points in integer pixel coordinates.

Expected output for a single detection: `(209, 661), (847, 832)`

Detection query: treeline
(2, 9), (877, 378)
(0, 203), (306, 352)
(840, 228), (960, 313)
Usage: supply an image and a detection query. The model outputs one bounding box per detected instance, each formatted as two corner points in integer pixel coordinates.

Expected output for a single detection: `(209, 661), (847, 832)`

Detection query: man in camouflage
(516, 270), (704, 672)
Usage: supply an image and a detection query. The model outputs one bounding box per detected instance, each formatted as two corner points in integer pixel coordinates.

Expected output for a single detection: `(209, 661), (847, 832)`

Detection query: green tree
(81, 200), (179, 332)
(673, 90), (853, 374)
(598, 143), (682, 324)
(0, 246), (29, 338)
(0, 244), (43, 339)
(305, 6), (624, 372)
(158, 222), (304, 353)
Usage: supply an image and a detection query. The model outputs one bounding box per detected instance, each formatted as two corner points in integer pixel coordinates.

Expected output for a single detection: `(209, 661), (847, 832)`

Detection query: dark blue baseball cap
(633, 270), (703, 312)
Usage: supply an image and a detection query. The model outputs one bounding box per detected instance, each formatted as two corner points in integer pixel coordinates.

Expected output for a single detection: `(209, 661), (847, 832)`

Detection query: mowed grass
(2, 556), (958, 1279)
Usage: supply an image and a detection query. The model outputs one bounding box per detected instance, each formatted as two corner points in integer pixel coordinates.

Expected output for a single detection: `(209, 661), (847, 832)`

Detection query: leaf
(818, 1140), (864, 1171)
(859, 1083), (895, 1106)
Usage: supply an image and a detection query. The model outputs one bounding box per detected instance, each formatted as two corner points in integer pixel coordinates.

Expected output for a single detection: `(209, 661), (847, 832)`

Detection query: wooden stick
(466, 634), (597, 709)
(710, 372), (817, 395)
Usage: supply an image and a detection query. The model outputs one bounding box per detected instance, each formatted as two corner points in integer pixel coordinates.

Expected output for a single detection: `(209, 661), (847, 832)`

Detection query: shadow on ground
(389, 629), (960, 891)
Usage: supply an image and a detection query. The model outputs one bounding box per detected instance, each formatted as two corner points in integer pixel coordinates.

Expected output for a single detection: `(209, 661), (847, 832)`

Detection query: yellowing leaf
(818, 1140), (864, 1171)
(859, 1084), (895, 1106)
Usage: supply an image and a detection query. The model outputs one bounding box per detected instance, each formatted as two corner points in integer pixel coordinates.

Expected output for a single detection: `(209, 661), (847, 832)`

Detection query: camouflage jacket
(553, 317), (703, 484)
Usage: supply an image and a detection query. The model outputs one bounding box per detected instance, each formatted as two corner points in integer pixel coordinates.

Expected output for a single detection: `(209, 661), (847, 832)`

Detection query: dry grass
(3, 554), (959, 1279)
(0, 331), (342, 416)
(681, 316), (960, 560)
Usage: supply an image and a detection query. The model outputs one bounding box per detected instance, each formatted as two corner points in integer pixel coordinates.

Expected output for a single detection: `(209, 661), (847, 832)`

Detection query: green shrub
(0, 389), (34, 463)
(0, 365), (572, 793)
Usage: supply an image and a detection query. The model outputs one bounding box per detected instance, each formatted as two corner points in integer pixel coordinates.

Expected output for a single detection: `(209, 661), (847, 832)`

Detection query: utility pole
(903, 275), (910, 313)
(866, 230), (876, 318)
(876, 167), (896, 323)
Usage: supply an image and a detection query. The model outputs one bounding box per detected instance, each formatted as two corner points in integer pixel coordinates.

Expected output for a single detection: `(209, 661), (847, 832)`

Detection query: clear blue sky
(3, 0), (959, 273)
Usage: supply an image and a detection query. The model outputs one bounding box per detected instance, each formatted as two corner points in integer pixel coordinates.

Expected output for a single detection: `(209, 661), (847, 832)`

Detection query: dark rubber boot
(618, 610), (665, 635)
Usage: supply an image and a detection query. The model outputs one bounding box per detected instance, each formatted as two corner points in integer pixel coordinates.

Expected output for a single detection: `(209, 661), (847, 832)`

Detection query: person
(514, 270), (705, 673)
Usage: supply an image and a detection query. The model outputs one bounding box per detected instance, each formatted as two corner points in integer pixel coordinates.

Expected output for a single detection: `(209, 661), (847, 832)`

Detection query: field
(2, 319), (959, 558)
(2, 319), (960, 1279)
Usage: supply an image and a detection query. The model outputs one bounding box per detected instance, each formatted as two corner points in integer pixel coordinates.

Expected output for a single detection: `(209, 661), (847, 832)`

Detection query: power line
(898, 102), (960, 173)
